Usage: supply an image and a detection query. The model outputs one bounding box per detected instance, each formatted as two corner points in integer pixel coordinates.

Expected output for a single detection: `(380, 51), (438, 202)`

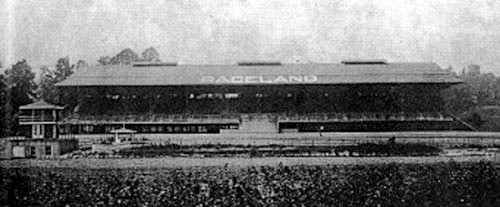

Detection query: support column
(53, 125), (57, 139)
(52, 109), (58, 138)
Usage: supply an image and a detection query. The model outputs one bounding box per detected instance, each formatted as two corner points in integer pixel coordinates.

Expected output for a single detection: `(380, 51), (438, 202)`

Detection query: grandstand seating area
(63, 112), (453, 124)
(62, 114), (241, 124)
(278, 112), (454, 123)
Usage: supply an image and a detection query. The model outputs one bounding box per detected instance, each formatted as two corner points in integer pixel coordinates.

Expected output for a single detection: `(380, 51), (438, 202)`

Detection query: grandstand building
(54, 60), (469, 137)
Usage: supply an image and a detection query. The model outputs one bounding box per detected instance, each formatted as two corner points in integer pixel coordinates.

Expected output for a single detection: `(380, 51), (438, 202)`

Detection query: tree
(38, 66), (57, 103)
(141, 47), (161, 62)
(38, 57), (77, 103)
(5, 60), (36, 110)
(0, 74), (12, 137)
(109, 48), (140, 65)
(4, 60), (37, 135)
(97, 56), (111, 66)
(54, 57), (75, 82)
(76, 60), (88, 69)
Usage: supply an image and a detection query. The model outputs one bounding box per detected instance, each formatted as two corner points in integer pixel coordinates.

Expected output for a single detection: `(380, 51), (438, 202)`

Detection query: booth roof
(19, 100), (64, 110)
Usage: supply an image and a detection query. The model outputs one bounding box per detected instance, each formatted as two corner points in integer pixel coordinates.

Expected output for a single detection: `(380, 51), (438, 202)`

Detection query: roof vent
(341, 59), (388, 65)
(132, 62), (178, 67)
(237, 61), (281, 66)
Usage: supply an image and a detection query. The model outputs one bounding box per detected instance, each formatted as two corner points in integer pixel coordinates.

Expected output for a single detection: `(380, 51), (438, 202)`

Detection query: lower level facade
(57, 112), (471, 136)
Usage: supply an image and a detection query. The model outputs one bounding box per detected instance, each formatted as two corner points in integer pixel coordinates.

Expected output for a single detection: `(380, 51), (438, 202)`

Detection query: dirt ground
(2, 155), (500, 169)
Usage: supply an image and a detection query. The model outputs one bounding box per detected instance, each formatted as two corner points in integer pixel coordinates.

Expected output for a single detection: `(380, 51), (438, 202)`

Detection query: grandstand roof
(56, 62), (461, 86)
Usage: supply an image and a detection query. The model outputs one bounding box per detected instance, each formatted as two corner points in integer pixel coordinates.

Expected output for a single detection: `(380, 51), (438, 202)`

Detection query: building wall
(7, 139), (78, 159)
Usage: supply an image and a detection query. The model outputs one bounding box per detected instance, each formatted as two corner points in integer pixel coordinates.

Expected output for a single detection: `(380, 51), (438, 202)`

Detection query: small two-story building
(2, 100), (77, 159)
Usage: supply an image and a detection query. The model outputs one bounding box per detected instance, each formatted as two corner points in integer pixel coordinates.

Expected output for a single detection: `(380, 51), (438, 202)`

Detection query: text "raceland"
(201, 75), (318, 84)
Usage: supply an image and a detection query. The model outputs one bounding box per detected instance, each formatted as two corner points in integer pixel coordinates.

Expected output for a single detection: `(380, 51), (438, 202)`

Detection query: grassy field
(2, 161), (500, 206)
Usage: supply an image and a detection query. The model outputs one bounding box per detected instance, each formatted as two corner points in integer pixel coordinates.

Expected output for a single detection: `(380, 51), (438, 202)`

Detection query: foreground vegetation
(2, 161), (500, 206)
(117, 142), (442, 158)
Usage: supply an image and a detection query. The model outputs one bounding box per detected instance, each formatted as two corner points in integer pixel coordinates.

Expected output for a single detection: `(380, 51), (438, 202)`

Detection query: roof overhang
(56, 62), (462, 87)
(19, 101), (64, 110)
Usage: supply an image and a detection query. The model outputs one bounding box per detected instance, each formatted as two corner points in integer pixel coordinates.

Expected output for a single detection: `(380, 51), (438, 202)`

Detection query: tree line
(0, 47), (160, 137)
(0, 49), (498, 137)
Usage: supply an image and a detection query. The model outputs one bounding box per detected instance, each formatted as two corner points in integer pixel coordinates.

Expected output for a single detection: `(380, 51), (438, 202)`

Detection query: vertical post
(52, 109), (56, 122)
(52, 109), (57, 139)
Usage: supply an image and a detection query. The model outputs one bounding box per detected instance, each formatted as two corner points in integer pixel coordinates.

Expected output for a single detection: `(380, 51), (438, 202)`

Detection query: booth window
(45, 146), (52, 155)
(30, 146), (36, 157)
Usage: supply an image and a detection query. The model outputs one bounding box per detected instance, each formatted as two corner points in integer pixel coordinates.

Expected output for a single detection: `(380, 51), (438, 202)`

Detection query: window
(225, 93), (239, 99)
(83, 125), (94, 133)
(30, 146), (36, 157)
(105, 125), (114, 133)
(190, 126), (197, 132)
(196, 93), (207, 99)
(198, 126), (208, 133)
(220, 124), (239, 130)
(174, 126), (181, 132)
(32, 125), (44, 138)
(166, 126), (173, 132)
(214, 93), (224, 99)
(45, 146), (52, 156)
(157, 126), (164, 132)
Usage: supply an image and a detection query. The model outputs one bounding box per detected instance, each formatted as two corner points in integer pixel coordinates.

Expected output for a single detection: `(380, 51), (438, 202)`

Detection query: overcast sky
(1, 0), (500, 74)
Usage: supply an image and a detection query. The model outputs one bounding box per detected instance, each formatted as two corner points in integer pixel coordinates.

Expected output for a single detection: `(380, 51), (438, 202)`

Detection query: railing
(278, 112), (454, 122)
(19, 115), (56, 122)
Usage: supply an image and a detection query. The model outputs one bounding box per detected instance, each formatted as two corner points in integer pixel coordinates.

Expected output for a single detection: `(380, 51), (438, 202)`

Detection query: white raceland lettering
(289, 76), (303, 82)
(201, 75), (318, 83)
(245, 76), (259, 83)
(231, 76), (244, 83)
(201, 76), (215, 83)
(304, 75), (318, 82)
(259, 76), (273, 83)
(274, 76), (289, 82)
(215, 76), (231, 83)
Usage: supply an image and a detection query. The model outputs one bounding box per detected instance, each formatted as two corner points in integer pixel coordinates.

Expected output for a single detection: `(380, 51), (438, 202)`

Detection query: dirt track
(2, 155), (500, 169)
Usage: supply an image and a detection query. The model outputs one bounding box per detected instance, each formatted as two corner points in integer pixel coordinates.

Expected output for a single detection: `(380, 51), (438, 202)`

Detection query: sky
(1, 0), (500, 74)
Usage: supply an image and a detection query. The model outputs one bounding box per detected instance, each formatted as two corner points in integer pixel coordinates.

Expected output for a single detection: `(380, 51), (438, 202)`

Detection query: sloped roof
(56, 62), (461, 86)
(19, 100), (64, 110)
